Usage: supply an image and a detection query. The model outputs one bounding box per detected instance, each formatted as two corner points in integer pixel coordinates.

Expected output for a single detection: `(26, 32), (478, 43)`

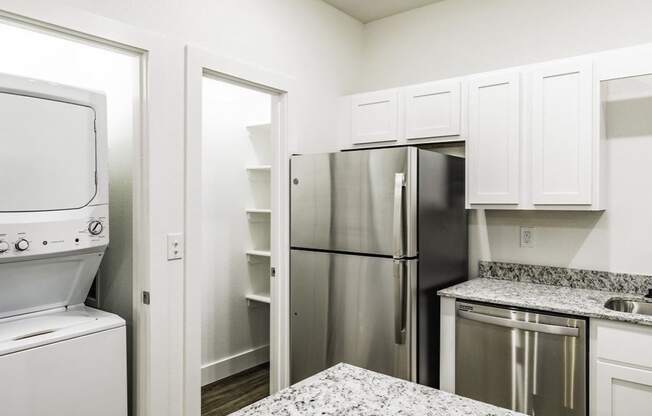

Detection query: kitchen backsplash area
(478, 260), (652, 296)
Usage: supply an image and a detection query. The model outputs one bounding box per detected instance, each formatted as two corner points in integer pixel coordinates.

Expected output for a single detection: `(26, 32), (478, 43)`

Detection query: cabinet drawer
(593, 319), (652, 368)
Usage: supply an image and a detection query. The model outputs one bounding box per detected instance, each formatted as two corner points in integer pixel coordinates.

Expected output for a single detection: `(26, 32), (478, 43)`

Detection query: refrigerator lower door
(290, 249), (416, 384)
(290, 147), (417, 257)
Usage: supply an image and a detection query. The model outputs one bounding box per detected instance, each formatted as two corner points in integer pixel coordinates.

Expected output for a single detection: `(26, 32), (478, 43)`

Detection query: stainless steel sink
(604, 298), (652, 316)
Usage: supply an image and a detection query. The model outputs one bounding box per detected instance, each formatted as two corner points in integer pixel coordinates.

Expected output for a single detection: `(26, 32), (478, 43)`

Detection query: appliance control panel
(0, 205), (108, 260)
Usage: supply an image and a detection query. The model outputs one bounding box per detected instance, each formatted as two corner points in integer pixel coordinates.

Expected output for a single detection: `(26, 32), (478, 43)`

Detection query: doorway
(200, 76), (274, 414)
(184, 47), (292, 416)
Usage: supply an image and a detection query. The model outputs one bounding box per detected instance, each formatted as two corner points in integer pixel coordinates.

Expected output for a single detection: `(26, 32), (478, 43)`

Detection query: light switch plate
(167, 233), (184, 260)
(520, 227), (535, 248)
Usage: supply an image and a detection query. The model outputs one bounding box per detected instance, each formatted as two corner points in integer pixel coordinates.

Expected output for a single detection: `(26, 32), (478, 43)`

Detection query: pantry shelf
(245, 165), (271, 172)
(245, 293), (271, 306)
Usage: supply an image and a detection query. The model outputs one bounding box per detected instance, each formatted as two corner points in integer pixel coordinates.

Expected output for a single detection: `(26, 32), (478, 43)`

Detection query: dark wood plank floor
(201, 363), (270, 416)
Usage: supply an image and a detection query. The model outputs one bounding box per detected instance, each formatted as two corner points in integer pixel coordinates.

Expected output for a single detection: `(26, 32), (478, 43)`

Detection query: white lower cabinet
(595, 360), (652, 415)
(591, 319), (652, 416)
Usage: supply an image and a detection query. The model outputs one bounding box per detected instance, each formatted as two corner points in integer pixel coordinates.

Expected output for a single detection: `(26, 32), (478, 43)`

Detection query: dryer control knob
(88, 220), (104, 236)
(15, 239), (29, 251)
(0, 240), (9, 253)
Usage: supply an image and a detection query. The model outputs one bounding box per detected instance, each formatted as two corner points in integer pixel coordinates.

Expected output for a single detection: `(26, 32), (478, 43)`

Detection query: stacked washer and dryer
(0, 73), (127, 416)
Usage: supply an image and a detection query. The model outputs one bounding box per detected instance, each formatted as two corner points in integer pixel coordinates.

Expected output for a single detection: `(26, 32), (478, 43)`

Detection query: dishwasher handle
(458, 309), (580, 337)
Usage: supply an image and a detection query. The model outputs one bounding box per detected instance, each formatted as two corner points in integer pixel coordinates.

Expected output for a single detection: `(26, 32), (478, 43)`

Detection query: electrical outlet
(520, 227), (535, 248)
(167, 233), (184, 260)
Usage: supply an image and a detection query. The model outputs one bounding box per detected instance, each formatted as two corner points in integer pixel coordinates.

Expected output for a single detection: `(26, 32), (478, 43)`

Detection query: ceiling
(322, 0), (444, 23)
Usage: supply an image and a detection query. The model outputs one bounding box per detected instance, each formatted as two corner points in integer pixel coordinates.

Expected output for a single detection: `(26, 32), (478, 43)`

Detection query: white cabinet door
(595, 361), (652, 416)
(467, 70), (521, 205)
(351, 89), (399, 144)
(531, 58), (594, 205)
(403, 80), (460, 139)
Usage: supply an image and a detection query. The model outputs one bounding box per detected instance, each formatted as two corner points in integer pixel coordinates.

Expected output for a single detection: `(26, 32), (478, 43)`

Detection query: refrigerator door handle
(393, 172), (406, 259)
(394, 260), (407, 345)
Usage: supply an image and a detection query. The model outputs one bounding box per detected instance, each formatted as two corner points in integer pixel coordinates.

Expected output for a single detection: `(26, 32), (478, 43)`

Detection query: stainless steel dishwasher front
(455, 301), (586, 416)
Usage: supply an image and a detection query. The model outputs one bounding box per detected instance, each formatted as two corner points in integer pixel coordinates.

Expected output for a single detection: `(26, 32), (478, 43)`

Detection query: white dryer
(0, 73), (127, 416)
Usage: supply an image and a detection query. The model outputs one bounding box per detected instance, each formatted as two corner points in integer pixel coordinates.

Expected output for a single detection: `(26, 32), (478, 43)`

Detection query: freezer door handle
(394, 260), (407, 344)
(457, 309), (580, 337)
(393, 173), (406, 259)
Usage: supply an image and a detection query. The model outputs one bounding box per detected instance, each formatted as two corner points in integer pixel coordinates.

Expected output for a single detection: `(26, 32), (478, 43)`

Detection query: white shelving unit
(245, 122), (272, 308)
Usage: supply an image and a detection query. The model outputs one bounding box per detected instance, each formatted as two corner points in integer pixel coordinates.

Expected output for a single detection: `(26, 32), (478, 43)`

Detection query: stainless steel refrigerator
(290, 146), (467, 387)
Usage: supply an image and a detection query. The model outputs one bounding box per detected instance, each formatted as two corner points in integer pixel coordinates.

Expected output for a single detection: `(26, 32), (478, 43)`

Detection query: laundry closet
(200, 75), (276, 391)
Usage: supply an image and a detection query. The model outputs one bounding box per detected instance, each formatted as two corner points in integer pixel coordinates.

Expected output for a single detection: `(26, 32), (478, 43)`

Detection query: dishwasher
(455, 301), (586, 416)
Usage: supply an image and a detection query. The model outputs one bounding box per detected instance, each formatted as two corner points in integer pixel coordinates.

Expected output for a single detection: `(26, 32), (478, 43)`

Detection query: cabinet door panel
(467, 71), (520, 204)
(404, 80), (460, 139)
(351, 90), (399, 144)
(595, 360), (652, 416)
(531, 58), (594, 205)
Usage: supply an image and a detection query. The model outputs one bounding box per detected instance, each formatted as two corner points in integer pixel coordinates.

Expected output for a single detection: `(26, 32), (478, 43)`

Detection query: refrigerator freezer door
(290, 147), (417, 257)
(290, 249), (415, 384)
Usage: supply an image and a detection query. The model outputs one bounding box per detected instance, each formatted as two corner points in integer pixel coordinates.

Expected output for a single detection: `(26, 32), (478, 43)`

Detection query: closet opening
(200, 73), (278, 415)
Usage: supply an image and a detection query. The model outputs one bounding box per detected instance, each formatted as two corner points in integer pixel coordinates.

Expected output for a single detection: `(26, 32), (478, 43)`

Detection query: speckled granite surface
(231, 363), (525, 416)
(478, 261), (652, 295)
(439, 277), (652, 326)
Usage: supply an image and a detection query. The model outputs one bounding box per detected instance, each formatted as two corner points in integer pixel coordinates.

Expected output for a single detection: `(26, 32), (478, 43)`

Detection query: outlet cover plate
(520, 227), (535, 248)
(167, 232), (184, 260)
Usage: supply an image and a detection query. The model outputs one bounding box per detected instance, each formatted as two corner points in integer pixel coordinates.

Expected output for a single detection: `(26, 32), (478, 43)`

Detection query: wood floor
(201, 363), (270, 416)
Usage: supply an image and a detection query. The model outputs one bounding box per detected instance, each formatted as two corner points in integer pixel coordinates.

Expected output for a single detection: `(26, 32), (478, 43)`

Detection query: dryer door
(0, 91), (97, 212)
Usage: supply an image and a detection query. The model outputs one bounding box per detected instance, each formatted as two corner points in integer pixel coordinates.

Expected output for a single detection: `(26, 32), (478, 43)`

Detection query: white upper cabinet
(530, 57), (594, 206)
(467, 70), (521, 205)
(336, 43), (652, 211)
(403, 79), (461, 140)
(351, 89), (399, 144)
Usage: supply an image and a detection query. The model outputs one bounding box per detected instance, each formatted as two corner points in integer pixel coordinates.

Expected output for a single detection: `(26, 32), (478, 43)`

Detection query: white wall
(201, 77), (271, 385)
(0, 17), (139, 407)
(359, 0), (652, 277)
(361, 0), (652, 91)
(57, 0), (364, 155)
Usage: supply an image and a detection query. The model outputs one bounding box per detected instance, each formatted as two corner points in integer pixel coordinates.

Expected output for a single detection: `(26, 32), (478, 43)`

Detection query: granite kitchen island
(231, 363), (524, 416)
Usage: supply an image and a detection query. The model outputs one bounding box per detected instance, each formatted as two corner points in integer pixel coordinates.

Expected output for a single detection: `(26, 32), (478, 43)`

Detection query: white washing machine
(0, 73), (127, 416)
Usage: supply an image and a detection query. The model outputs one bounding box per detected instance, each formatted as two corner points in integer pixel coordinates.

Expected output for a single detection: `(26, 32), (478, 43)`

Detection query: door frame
(184, 45), (293, 415)
(0, 1), (185, 415)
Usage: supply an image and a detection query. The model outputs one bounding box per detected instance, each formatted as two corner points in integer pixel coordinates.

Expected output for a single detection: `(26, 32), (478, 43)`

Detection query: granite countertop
(231, 363), (524, 416)
(438, 277), (652, 326)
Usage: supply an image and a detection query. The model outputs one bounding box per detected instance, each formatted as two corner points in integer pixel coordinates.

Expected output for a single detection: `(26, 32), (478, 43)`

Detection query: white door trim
(184, 45), (293, 416)
(0, 2), (185, 415)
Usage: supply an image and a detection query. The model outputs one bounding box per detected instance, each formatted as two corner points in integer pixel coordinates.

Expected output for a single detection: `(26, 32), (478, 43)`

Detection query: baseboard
(201, 344), (270, 386)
